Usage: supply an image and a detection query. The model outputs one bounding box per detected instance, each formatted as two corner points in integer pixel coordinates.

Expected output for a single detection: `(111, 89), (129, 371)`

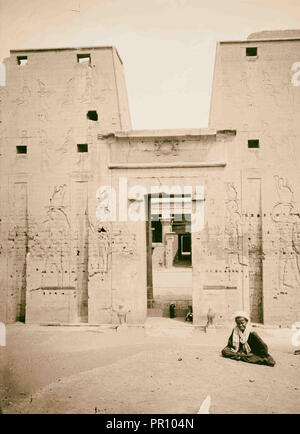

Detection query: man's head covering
(232, 311), (252, 354)
(233, 311), (250, 322)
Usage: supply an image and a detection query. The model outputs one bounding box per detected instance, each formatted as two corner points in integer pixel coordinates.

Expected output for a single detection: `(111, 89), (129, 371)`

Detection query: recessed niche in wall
(16, 145), (27, 154)
(246, 47), (257, 57)
(151, 214), (162, 243)
(77, 53), (91, 64)
(17, 56), (28, 66)
(77, 144), (88, 153)
(248, 139), (260, 149)
(87, 110), (98, 121)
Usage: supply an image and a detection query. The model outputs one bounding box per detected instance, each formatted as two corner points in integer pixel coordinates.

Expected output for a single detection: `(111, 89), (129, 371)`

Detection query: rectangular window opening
(16, 145), (27, 154)
(77, 53), (91, 64)
(181, 233), (192, 256)
(77, 144), (88, 153)
(248, 139), (259, 149)
(151, 214), (162, 243)
(246, 47), (257, 57)
(87, 110), (98, 121)
(17, 56), (28, 66)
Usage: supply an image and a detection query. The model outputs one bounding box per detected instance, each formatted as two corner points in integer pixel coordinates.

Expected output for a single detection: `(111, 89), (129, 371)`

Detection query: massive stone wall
(209, 38), (300, 324)
(0, 47), (132, 324)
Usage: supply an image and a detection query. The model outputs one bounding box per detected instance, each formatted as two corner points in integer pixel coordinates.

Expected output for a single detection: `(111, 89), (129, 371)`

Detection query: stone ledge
(108, 161), (227, 169)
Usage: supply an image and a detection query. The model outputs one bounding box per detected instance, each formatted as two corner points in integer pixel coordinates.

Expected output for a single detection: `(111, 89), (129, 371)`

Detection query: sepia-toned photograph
(0, 0), (300, 417)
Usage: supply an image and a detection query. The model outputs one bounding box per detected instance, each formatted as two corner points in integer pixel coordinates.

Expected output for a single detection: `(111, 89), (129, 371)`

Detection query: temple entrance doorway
(146, 193), (193, 319)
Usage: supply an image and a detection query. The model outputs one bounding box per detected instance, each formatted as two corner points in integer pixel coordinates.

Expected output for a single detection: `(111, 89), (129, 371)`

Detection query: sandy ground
(0, 318), (299, 414)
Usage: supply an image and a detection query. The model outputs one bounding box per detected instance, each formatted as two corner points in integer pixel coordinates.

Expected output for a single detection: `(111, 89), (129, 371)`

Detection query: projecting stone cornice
(220, 37), (300, 44)
(98, 129), (236, 141)
(108, 161), (226, 169)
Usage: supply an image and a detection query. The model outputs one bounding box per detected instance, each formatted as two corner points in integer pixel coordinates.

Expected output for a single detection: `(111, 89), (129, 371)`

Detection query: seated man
(185, 305), (193, 322)
(221, 311), (275, 367)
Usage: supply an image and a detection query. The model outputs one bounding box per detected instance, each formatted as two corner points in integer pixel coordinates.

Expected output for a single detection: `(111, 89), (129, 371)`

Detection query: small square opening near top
(17, 56), (28, 66)
(248, 139), (259, 149)
(246, 47), (257, 57)
(16, 145), (27, 154)
(77, 53), (91, 64)
(77, 144), (88, 153)
(87, 110), (98, 121)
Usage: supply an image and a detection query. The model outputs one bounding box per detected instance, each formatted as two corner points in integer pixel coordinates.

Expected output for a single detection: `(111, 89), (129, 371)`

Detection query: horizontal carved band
(108, 162), (226, 169)
(203, 285), (237, 290)
(30, 287), (76, 292)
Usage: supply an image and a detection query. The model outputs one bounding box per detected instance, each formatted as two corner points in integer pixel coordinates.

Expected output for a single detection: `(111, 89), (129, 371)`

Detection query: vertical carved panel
(146, 196), (153, 306)
(75, 181), (88, 321)
(246, 179), (263, 323)
(8, 182), (28, 322)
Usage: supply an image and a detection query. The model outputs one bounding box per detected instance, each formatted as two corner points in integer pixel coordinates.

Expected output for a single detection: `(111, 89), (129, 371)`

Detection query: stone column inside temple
(161, 217), (173, 240)
(165, 233), (177, 268)
(161, 217), (175, 268)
